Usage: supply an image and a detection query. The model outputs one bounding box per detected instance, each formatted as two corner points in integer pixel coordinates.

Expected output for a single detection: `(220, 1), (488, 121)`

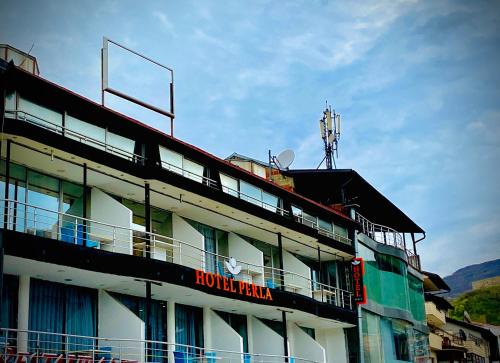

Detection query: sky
(1, 0), (499, 276)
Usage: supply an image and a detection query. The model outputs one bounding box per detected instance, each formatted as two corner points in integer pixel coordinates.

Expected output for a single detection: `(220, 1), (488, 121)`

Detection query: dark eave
(424, 293), (453, 311)
(423, 270), (451, 293)
(284, 169), (424, 233)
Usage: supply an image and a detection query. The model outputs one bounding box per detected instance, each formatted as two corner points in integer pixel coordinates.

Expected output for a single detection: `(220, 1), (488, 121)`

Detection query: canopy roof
(284, 169), (424, 233)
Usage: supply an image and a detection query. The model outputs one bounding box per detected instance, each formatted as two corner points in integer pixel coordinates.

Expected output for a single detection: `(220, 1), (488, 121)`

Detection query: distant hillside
(449, 285), (500, 325)
(444, 259), (500, 298)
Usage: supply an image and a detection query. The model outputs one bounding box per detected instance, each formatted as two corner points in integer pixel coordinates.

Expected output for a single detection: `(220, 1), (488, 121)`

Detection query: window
(5, 91), (16, 110)
(184, 159), (204, 183)
(302, 212), (317, 228)
(376, 254), (405, 275)
(318, 218), (333, 234)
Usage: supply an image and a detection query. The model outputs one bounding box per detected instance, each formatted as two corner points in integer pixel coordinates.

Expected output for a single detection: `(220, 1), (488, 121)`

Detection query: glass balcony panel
(107, 131), (135, 159)
(65, 115), (106, 150)
(220, 173), (238, 197)
(262, 191), (278, 213)
(159, 146), (183, 174)
(239, 181), (262, 207)
(18, 97), (63, 130)
(183, 159), (204, 183)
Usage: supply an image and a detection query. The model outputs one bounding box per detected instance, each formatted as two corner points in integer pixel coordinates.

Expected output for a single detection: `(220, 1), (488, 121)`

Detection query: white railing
(0, 328), (320, 363)
(160, 161), (219, 189)
(1, 199), (353, 310)
(355, 212), (420, 270)
(293, 215), (351, 245)
(4, 110), (145, 163)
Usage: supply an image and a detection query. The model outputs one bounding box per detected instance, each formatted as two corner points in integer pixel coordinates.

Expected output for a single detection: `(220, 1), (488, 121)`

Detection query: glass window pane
(5, 91), (15, 110)
(18, 97), (63, 130)
(239, 181), (262, 206)
(334, 223), (348, 238)
(107, 132), (135, 159)
(318, 219), (332, 233)
(262, 191), (278, 213)
(27, 170), (60, 237)
(220, 173), (238, 197)
(159, 147), (182, 174)
(65, 115), (106, 150)
(62, 181), (84, 217)
(183, 159), (204, 183)
(302, 212), (317, 228)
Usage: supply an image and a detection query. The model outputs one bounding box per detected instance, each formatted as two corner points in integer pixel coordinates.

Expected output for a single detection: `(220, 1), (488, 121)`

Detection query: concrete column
(167, 301), (176, 362)
(17, 275), (30, 353)
(203, 307), (212, 350)
(246, 315), (254, 355)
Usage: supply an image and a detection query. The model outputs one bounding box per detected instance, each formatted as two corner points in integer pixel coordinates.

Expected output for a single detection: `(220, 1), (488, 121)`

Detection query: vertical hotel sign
(352, 257), (367, 304)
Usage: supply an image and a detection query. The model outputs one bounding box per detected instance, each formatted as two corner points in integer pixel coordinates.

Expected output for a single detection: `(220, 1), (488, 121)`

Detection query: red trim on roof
(11, 66), (353, 222)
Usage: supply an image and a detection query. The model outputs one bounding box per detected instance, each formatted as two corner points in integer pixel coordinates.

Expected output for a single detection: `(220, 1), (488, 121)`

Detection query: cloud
(152, 10), (174, 33)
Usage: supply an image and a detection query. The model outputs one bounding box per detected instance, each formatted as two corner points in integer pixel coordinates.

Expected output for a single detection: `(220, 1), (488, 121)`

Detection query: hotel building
(0, 44), (360, 363)
(0, 43), (431, 363)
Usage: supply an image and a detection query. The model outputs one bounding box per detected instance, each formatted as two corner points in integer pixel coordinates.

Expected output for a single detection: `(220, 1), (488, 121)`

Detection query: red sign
(195, 270), (273, 301)
(352, 258), (366, 304)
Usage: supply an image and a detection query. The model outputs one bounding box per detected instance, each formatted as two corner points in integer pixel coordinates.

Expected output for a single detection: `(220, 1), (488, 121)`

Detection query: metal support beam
(317, 246), (323, 302)
(282, 311), (289, 362)
(277, 232), (284, 290)
(83, 163), (88, 247)
(3, 140), (11, 229)
(144, 183), (152, 357)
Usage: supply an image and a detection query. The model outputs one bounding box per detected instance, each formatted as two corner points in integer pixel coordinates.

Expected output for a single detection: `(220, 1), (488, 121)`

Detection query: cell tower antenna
(317, 101), (341, 169)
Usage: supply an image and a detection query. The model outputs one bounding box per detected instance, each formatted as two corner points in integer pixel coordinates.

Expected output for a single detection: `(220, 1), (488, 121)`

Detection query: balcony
(3, 105), (351, 247)
(0, 328), (320, 363)
(429, 327), (464, 350)
(425, 302), (446, 328)
(1, 199), (354, 311)
(355, 213), (420, 270)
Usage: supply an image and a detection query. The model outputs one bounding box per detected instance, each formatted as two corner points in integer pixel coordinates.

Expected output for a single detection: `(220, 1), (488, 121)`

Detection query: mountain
(443, 259), (500, 298)
(449, 285), (500, 325)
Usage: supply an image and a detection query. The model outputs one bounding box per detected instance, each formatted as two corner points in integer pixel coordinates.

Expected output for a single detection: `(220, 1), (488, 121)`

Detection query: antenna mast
(318, 102), (341, 169)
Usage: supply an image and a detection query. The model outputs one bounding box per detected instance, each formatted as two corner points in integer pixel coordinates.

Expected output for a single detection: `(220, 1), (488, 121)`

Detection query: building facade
(423, 272), (499, 363)
(0, 44), (433, 363)
(0, 45), (361, 363)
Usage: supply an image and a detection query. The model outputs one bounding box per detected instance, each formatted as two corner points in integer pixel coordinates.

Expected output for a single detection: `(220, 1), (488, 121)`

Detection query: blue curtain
(1, 274), (18, 329)
(112, 293), (167, 362)
(175, 304), (203, 362)
(29, 279), (96, 354)
(65, 285), (97, 351)
(192, 223), (216, 273)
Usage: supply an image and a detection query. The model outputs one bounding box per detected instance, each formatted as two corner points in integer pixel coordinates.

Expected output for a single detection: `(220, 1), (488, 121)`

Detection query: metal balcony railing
(4, 110), (145, 164)
(1, 199), (353, 310)
(429, 326), (464, 348)
(4, 108), (354, 241)
(355, 212), (420, 270)
(0, 328), (320, 363)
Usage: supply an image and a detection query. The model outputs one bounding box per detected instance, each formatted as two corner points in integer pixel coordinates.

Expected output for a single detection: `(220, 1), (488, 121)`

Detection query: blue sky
(1, 0), (499, 276)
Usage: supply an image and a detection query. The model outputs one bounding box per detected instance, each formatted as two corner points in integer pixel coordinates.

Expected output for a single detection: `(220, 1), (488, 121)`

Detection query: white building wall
(228, 233), (264, 285)
(17, 275), (30, 353)
(316, 328), (348, 363)
(205, 308), (244, 362)
(98, 290), (145, 363)
(248, 316), (285, 361)
(288, 323), (325, 363)
(283, 250), (312, 297)
(89, 188), (133, 254)
(172, 214), (205, 270)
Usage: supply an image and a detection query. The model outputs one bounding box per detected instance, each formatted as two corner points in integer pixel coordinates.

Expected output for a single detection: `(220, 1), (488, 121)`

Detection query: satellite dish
(275, 149), (295, 169)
